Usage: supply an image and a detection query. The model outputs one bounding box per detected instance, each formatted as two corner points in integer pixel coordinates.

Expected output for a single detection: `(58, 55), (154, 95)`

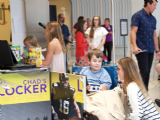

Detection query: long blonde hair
(118, 57), (150, 102)
(46, 22), (66, 53)
(23, 36), (39, 47)
(90, 15), (101, 38)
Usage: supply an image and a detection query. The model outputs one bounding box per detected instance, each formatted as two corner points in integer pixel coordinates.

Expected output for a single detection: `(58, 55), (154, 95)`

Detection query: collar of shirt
(89, 66), (102, 74)
(93, 27), (101, 31)
(142, 8), (153, 18)
(59, 22), (64, 26)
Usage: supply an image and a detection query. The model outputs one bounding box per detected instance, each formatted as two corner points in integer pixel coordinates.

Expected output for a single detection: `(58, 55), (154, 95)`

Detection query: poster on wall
(0, 70), (51, 120)
(51, 72), (86, 120)
(120, 19), (128, 36)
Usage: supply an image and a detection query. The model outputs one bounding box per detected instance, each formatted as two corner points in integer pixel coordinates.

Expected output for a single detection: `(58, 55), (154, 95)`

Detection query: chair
(72, 65), (118, 89)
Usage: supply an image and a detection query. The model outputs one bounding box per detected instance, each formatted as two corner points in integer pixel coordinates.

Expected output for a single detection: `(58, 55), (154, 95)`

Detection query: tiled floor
(148, 77), (160, 113)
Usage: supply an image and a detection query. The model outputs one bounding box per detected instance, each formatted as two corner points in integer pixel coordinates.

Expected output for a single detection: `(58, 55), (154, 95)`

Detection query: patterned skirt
(76, 56), (89, 67)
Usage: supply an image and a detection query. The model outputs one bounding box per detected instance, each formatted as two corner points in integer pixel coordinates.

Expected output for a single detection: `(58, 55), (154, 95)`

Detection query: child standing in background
(23, 35), (44, 60)
(23, 36), (39, 47)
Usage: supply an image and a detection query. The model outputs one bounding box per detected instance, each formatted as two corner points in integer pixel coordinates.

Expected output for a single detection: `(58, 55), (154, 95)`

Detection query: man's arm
(97, 35), (106, 49)
(66, 26), (71, 42)
(131, 25), (142, 54)
(67, 36), (71, 43)
(73, 99), (81, 118)
(153, 30), (160, 61)
(108, 31), (113, 34)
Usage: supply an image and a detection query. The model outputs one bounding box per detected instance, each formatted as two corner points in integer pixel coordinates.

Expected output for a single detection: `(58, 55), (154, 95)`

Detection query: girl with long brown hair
(42, 21), (66, 72)
(117, 57), (160, 120)
(75, 19), (89, 66)
(85, 15), (108, 51)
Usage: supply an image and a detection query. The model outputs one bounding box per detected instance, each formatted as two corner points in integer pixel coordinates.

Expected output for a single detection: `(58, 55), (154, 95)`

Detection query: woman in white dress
(42, 22), (66, 72)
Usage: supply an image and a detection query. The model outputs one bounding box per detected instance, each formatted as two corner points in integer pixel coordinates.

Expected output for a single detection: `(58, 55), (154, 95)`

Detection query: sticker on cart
(88, 83), (101, 91)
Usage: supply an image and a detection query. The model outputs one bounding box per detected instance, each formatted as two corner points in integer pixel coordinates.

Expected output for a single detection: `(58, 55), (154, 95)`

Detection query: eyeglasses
(93, 19), (99, 21)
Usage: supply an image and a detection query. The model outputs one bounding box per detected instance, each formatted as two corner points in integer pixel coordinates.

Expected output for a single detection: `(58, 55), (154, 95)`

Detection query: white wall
(25, 0), (49, 48)
(153, 2), (160, 38)
(10, 0), (27, 53)
(70, 0), (131, 46)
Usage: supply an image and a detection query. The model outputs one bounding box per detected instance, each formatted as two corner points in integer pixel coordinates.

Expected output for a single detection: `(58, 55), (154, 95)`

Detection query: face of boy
(89, 55), (102, 72)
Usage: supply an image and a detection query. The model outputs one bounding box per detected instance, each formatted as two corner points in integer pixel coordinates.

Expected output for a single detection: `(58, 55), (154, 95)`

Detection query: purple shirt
(102, 25), (113, 42)
(73, 23), (77, 29)
(131, 8), (156, 53)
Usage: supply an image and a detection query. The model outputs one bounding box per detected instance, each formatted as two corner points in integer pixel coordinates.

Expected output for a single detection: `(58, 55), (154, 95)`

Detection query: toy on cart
(23, 47), (43, 67)
(10, 46), (21, 62)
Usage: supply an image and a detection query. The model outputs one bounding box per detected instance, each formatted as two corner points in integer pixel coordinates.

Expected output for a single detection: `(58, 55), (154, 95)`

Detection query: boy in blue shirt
(80, 49), (112, 91)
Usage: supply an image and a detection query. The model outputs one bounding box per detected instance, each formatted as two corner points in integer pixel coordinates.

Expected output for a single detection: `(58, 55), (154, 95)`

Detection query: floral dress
(76, 38), (89, 67)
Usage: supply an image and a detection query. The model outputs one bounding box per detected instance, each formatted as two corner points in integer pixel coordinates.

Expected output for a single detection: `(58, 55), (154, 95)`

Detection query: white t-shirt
(85, 27), (108, 51)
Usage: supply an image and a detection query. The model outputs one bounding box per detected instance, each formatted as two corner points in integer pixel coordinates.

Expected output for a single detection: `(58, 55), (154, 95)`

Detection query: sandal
(155, 99), (160, 107)
(158, 75), (160, 80)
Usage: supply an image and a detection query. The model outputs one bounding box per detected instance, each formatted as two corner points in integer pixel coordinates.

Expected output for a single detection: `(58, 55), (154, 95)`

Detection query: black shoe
(82, 110), (99, 120)
(155, 99), (160, 107)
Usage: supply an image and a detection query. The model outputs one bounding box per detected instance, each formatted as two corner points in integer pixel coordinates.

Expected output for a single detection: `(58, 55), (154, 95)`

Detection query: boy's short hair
(88, 49), (103, 61)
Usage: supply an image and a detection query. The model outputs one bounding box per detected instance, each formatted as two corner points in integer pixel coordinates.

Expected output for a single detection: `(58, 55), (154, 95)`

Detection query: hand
(89, 43), (93, 50)
(108, 31), (112, 34)
(118, 79), (124, 84)
(156, 52), (160, 61)
(73, 72), (77, 75)
(51, 106), (54, 111)
(21, 53), (24, 57)
(133, 46), (142, 54)
(127, 118), (131, 120)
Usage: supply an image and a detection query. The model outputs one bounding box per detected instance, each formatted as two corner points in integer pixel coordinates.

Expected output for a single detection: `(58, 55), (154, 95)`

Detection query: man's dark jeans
(135, 52), (154, 91)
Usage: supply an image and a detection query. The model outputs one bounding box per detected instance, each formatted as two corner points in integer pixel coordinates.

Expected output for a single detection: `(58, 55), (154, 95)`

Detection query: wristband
(74, 105), (78, 110)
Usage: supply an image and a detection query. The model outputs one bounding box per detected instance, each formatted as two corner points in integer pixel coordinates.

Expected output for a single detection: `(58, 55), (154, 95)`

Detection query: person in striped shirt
(117, 57), (160, 120)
